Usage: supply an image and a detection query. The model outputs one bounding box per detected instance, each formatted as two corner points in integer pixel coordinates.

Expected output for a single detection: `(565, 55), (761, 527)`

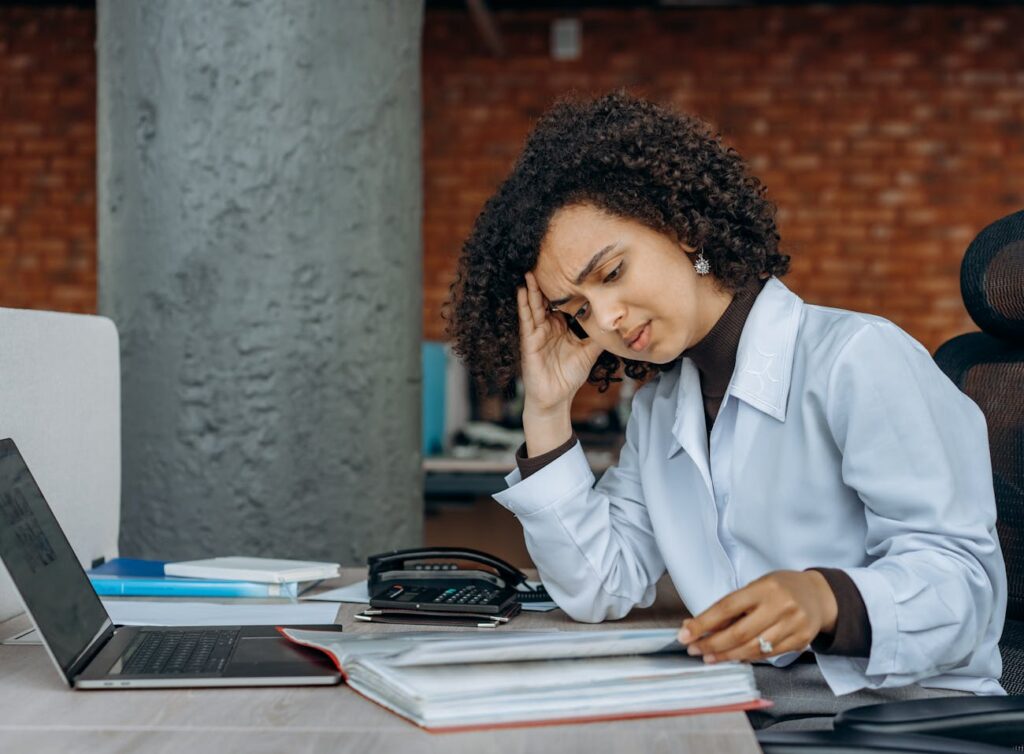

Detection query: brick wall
(423, 4), (1024, 417)
(2, 5), (1023, 420)
(0, 7), (95, 313)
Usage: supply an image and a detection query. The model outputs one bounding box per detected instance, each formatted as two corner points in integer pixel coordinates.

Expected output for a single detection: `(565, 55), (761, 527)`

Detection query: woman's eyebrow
(548, 242), (619, 307)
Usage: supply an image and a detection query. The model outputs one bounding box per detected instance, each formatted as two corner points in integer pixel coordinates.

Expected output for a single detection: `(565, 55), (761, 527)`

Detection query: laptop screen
(0, 438), (110, 679)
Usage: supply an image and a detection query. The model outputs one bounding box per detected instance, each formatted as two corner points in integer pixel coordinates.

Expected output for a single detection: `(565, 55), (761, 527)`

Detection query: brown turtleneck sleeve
(513, 279), (871, 658)
(515, 433), (579, 479)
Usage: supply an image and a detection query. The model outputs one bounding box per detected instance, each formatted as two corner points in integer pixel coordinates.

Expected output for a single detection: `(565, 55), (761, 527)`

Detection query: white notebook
(164, 556), (340, 584)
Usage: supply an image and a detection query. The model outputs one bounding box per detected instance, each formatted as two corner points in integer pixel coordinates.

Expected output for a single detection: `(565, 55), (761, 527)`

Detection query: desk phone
(367, 547), (551, 616)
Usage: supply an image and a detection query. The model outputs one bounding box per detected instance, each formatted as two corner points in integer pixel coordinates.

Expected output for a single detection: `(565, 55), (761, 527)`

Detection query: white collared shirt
(494, 278), (1007, 696)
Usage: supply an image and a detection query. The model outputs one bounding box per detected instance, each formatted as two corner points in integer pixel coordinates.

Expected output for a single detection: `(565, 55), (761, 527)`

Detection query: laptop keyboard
(121, 629), (240, 675)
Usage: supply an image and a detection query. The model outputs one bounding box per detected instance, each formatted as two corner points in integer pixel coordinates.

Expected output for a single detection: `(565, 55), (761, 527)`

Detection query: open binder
(278, 627), (769, 732)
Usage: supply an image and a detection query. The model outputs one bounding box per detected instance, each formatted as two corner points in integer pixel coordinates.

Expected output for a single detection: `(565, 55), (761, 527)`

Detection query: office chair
(756, 730), (1015, 753)
(760, 209), (1024, 754)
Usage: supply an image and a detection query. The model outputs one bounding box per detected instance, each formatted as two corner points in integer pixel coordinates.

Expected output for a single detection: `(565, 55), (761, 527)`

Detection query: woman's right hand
(517, 271), (604, 416)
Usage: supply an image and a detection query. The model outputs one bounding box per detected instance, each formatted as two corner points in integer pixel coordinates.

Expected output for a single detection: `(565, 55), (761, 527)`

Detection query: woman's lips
(627, 322), (651, 352)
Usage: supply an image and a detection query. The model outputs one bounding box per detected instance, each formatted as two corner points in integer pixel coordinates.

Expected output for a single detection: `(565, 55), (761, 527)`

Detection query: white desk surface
(0, 568), (761, 754)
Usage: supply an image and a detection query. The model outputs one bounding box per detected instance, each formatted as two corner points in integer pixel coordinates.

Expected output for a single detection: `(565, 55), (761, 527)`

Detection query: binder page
(350, 654), (748, 702)
(388, 627), (684, 666)
(280, 628), (490, 666)
(346, 655), (759, 728)
(281, 627), (684, 668)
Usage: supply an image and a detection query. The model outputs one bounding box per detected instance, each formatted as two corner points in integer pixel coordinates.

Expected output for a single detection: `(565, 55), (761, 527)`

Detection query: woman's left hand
(678, 570), (838, 663)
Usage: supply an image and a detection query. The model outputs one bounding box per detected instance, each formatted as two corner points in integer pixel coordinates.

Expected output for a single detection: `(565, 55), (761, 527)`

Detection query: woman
(444, 92), (1006, 729)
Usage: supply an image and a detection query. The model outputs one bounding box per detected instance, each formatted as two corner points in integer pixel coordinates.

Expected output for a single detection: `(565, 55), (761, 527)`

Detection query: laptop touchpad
(229, 636), (333, 668)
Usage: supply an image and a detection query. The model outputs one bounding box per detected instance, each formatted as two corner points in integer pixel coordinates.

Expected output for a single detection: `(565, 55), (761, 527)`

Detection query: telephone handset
(367, 547), (551, 616)
(561, 312), (589, 340)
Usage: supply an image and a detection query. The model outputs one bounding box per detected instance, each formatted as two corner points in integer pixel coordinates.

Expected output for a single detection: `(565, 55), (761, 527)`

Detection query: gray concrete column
(97, 0), (424, 563)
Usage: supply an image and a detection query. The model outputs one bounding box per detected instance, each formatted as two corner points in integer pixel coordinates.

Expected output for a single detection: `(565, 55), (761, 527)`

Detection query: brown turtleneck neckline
(683, 278), (765, 435)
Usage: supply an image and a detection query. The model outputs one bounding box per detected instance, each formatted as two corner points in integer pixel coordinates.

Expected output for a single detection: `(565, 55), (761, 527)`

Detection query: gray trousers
(748, 662), (972, 731)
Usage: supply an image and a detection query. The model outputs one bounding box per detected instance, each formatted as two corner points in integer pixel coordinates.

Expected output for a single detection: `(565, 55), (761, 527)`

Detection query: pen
(354, 612), (502, 628)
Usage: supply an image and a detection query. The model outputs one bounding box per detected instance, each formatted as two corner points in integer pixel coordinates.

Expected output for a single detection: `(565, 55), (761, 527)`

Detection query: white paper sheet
(388, 628), (684, 666)
(304, 579), (558, 612)
(304, 580), (375, 604)
(101, 599), (340, 627)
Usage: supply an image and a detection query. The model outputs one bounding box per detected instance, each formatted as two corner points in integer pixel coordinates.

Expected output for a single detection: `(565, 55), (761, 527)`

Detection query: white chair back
(0, 308), (121, 622)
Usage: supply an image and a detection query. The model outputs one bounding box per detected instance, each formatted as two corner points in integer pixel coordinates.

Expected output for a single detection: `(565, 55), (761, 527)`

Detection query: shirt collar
(683, 278), (764, 400)
(669, 277), (803, 431)
(726, 277), (803, 422)
(665, 277), (802, 476)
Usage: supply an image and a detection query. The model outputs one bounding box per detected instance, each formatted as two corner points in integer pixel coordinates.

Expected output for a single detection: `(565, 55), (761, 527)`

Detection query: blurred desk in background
(423, 433), (626, 566)
(423, 445), (619, 506)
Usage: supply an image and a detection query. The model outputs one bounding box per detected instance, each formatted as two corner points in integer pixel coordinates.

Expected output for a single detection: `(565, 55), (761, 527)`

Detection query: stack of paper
(280, 628), (766, 731)
(103, 599), (340, 627)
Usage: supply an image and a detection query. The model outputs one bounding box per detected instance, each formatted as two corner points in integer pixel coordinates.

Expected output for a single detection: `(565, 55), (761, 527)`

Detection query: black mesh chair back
(934, 208), (1024, 695)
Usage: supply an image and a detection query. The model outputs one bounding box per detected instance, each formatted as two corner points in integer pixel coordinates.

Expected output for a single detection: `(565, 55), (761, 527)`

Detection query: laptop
(0, 437), (342, 689)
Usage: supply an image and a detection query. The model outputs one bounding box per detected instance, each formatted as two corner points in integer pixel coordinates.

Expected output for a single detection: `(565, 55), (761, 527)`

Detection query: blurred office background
(1, 0), (1023, 567)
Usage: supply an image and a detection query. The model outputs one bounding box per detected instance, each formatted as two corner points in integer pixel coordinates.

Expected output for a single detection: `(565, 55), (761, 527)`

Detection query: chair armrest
(757, 729), (1015, 754)
(834, 696), (1024, 747)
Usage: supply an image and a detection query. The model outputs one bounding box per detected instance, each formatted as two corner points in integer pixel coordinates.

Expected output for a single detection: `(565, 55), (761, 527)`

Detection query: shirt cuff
(494, 440), (593, 519)
(515, 433), (579, 480)
(808, 567), (872, 658)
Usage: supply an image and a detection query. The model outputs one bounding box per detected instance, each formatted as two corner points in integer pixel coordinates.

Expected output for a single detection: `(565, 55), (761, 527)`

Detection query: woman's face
(534, 203), (732, 364)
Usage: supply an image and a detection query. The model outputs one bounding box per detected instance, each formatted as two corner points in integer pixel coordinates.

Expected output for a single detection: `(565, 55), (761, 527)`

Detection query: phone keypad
(433, 585), (497, 605)
(370, 580), (517, 615)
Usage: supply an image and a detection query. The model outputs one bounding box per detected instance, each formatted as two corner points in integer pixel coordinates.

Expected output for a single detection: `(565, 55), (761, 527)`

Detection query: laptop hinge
(67, 619), (117, 680)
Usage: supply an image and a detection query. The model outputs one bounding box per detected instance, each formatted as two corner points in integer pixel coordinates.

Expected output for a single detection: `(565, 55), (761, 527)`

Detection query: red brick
(0, 4), (1022, 406)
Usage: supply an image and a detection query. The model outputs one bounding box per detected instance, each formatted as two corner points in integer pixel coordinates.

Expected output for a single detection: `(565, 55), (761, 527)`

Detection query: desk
(424, 449), (618, 504)
(0, 568), (761, 753)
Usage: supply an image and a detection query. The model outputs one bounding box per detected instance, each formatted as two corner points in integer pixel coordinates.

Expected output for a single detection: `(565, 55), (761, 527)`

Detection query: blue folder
(87, 558), (306, 598)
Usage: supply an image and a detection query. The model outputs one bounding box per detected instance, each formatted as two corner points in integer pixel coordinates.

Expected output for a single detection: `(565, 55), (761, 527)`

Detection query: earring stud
(694, 250), (711, 276)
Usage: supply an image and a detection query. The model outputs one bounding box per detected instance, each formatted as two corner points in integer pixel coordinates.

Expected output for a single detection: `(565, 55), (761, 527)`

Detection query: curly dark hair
(444, 91), (789, 395)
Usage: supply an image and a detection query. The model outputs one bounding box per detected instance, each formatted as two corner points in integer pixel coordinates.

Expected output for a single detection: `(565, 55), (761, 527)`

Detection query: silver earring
(694, 249), (711, 276)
